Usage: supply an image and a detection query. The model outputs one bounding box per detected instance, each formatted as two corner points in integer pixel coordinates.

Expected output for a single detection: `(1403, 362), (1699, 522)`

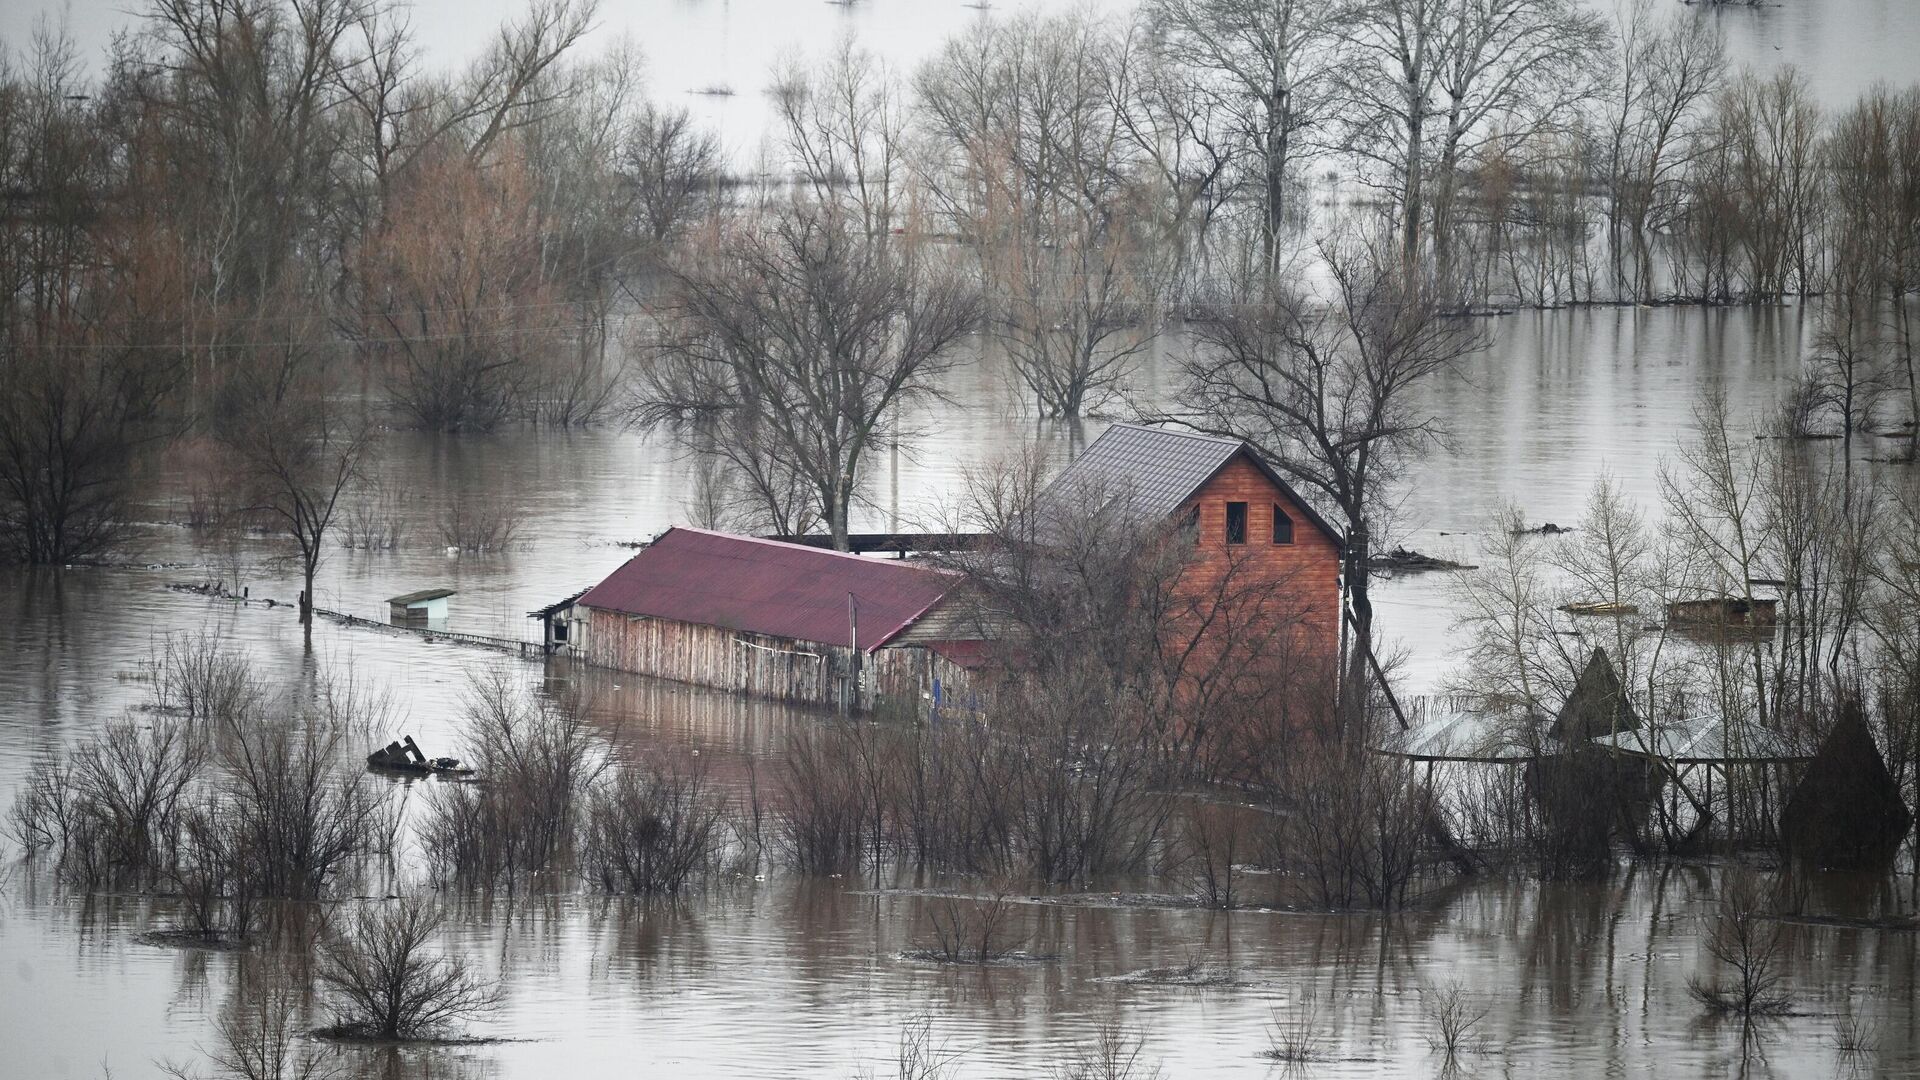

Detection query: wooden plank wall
(581, 607), (977, 713)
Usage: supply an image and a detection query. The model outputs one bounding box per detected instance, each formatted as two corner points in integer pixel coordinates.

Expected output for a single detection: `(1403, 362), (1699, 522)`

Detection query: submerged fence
(313, 606), (546, 659)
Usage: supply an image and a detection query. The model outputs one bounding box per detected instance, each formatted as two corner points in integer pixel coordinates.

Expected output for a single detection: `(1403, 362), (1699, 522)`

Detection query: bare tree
(1447, 505), (1570, 712)
(1806, 277), (1889, 459)
(1676, 69), (1824, 303)
(622, 102), (723, 253)
(773, 38), (908, 240)
(916, 13), (1168, 417)
(1601, 0), (1725, 299)
(1176, 234), (1484, 729)
(215, 312), (371, 637)
(1658, 392), (1776, 728)
(1338, 0), (1610, 281)
(632, 203), (979, 549)
(1144, 0), (1345, 268)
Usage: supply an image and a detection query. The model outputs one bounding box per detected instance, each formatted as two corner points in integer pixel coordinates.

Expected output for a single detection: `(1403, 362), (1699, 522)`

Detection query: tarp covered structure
(1780, 697), (1911, 870)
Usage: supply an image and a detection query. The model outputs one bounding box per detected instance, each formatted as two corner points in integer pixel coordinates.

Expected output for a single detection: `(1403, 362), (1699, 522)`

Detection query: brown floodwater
(3, 305), (1918, 1078)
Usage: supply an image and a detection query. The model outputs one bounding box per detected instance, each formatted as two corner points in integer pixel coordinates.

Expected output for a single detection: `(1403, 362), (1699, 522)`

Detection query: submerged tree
(215, 311), (372, 638)
(0, 29), (188, 564)
(355, 149), (570, 431)
(915, 12), (1170, 417)
(633, 202), (980, 549)
(1178, 234), (1485, 730)
(1144, 0), (1344, 268)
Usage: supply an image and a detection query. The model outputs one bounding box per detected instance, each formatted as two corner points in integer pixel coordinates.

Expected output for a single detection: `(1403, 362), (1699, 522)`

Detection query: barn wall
(580, 607), (976, 712)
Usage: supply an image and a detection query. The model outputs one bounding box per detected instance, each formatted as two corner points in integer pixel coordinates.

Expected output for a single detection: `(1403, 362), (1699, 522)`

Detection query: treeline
(0, 0), (723, 568)
(8, 0), (1920, 566)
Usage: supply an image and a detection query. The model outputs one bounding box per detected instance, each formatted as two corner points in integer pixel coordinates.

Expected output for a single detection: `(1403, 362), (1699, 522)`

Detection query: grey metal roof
(1038, 423), (1344, 545)
(1046, 424), (1246, 519)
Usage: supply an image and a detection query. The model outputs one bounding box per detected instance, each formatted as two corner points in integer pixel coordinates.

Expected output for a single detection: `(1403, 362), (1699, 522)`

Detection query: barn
(544, 527), (984, 713)
(1037, 423), (1345, 651)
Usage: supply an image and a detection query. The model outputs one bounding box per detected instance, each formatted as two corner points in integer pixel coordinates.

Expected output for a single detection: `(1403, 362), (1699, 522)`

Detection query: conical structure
(1553, 648), (1640, 744)
(1781, 697), (1912, 871)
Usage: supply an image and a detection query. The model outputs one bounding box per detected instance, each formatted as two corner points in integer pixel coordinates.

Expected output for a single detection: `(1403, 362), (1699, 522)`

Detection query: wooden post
(846, 592), (860, 713)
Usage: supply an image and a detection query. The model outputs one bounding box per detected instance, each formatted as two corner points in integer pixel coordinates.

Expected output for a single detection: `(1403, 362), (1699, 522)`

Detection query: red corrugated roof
(576, 527), (961, 653)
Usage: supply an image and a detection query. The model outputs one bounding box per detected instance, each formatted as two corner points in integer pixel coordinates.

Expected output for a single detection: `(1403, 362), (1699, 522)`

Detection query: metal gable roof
(1040, 423), (1344, 546)
(575, 527), (962, 652)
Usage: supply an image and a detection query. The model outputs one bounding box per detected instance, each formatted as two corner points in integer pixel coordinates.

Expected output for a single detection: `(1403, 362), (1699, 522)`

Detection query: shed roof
(1588, 715), (1811, 764)
(1379, 710), (1561, 763)
(575, 527), (962, 653)
(1040, 424), (1343, 545)
(388, 588), (456, 606)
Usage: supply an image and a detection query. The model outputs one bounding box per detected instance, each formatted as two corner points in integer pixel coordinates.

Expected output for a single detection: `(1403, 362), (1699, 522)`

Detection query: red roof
(576, 527), (960, 652)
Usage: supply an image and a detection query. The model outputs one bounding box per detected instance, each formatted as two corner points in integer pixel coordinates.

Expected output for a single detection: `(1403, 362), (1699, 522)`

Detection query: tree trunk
(301, 545), (317, 646)
(1263, 97), (1288, 272)
(1341, 521), (1373, 737)
(1401, 108), (1426, 277)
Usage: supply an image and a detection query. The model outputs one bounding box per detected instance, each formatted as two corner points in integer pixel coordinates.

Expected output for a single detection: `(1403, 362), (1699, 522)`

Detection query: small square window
(1273, 504), (1294, 545)
(1225, 502), (1248, 544)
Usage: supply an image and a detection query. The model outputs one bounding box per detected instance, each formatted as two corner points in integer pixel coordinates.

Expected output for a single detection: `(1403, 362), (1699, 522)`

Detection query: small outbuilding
(388, 588), (455, 629)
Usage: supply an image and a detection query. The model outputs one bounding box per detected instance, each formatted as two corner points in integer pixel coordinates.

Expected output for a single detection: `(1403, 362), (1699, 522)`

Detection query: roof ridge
(1105, 421), (1245, 446)
(666, 526), (960, 576)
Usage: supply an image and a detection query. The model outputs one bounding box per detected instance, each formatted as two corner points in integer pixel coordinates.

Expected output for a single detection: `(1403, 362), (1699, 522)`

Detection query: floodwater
(6, 0), (1920, 1075)
(5, 304), (1920, 1078)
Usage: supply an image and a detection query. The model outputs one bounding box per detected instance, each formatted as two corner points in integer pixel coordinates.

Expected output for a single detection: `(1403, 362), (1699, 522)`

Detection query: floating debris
(1560, 601), (1640, 617)
(367, 735), (473, 777)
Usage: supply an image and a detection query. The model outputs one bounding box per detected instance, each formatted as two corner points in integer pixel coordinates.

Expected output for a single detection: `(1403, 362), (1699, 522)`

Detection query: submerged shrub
(417, 669), (610, 880)
(316, 898), (499, 1041)
(778, 720), (888, 875)
(1269, 736), (1437, 910)
(216, 708), (393, 899)
(7, 641), (394, 918)
(581, 760), (729, 895)
(917, 890), (1028, 964)
(7, 715), (203, 886)
(1687, 873), (1793, 1018)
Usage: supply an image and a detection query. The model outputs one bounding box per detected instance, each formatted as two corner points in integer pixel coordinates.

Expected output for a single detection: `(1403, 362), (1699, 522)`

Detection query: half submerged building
(537, 527), (985, 712)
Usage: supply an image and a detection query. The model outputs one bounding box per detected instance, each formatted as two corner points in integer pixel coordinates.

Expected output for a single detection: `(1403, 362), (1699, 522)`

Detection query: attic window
(1273, 504), (1294, 545)
(1225, 502), (1248, 544)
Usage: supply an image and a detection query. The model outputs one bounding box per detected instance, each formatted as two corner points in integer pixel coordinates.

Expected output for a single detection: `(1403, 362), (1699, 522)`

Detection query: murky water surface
(5, 304), (1920, 1077)
(8, 0), (1920, 1072)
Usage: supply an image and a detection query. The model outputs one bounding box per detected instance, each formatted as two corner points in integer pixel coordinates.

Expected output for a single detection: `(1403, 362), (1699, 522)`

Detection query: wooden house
(545, 527), (983, 712)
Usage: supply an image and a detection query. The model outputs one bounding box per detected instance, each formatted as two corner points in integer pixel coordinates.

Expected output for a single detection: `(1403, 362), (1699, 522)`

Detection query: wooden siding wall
(581, 607), (976, 712)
